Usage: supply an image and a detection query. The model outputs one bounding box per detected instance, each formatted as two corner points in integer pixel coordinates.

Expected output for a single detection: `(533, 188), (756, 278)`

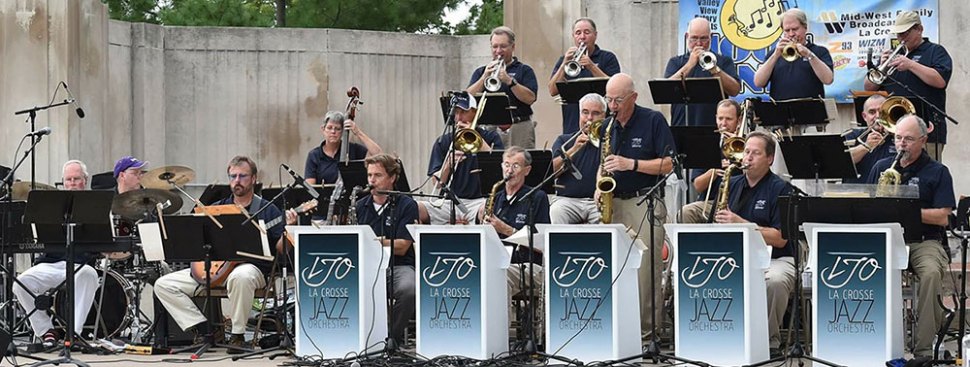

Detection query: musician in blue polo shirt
(354, 154), (420, 346)
(419, 92), (504, 224)
(753, 8), (834, 100)
(866, 115), (954, 358)
(680, 99), (744, 223)
(549, 93), (606, 224)
(843, 94), (897, 184)
(548, 17), (621, 135)
(304, 110), (383, 185)
(664, 17), (741, 127)
(713, 131), (794, 357)
(467, 26), (539, 149)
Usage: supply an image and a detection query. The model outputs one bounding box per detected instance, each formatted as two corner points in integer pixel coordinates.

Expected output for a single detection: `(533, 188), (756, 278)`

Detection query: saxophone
(346, 184), (372, 225)
(483, 176), (509, 220)
(597, 113), (616, 224)
(876, 150), (904, 197)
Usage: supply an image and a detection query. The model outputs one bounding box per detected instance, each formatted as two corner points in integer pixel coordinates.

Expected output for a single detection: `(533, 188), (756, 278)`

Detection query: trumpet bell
(782, 44), (799, 62)
(564, 60), (582, 78)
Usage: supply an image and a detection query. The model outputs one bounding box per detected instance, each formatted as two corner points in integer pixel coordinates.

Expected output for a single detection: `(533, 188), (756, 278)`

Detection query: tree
(102, 0), (161, 24)
(451, 0), (503, 35)
(284, 0), (462, 33)
(159, 0), (276, 27)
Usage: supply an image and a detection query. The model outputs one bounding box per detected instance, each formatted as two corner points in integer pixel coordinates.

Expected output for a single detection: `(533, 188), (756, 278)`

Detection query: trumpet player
(753, 8), (834, 100)
(864, 11), (951, 161)
(679, 99), (744, 223)
(664, 17), (741, 126)
(864, 115), (954, 358)
(843, 95), (897, 183)
(549, 93), (607, 224)
(712, 131), (795, 358)
(467, 26), (538, 149)
(549, 17), (621, 135)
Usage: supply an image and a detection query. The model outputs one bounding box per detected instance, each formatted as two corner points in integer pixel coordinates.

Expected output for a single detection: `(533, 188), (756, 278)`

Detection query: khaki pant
(679, 200), (713, 224)
(549, 195), (600, 224)
(154, 265), (266, 334)
(612, 196), (666, 340)
(423, 198), (486, 224)
(486, 120), (536, 149)
(909, 239), (948, 357)
(766, 257), (796, 349)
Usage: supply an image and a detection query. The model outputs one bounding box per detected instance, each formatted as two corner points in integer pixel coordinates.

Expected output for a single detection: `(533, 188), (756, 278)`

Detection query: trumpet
(564, 42), (587, 78)
(867, 43), (908, 85)
(781, 43), (800, 62)
(484, 58), (505, 92)
(845, 96), (913, 150)
(699, 51), (718, 71)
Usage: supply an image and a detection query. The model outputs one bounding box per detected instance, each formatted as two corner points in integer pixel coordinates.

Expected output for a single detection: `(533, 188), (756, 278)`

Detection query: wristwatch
(509, 78), (518, 87)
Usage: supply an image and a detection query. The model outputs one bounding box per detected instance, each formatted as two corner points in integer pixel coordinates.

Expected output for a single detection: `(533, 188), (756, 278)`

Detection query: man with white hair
(549, 93), (607, 224)
(754, 8), (834, 100)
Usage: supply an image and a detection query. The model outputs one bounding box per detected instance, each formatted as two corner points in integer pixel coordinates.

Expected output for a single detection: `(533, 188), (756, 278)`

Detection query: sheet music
(137, 223), (164, 262)
(503, 227), (545, 252)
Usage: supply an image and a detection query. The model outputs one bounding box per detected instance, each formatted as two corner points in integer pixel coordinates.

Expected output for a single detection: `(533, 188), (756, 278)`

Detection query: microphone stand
(882, 73), (961, 159)
(14, 97), (73, 190)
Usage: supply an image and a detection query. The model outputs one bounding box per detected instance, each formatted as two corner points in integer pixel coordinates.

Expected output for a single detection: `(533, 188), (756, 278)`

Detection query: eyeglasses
(687, 36), (710, 43)
(894, 135), (923, 143)
(501, 162), (524, 171)
(228, 173), (251, 181)
(63, 177), (85, 182)
(605, 92), (633, 105)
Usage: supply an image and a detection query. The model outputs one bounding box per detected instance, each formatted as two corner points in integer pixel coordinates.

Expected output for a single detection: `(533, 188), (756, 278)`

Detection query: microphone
(281, 163), (319, 199)
(26, 127), (52, 137)
(670, 151), (685, 180)
(61, 82), (85, 118)
(559, 150), (583, 181)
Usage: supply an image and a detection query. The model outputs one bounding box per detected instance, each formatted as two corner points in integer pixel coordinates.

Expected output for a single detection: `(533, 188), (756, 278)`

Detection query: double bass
(340, 87), (363, 164)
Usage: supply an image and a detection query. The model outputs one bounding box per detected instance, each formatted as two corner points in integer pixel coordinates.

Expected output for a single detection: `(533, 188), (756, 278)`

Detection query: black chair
(90, 171), (116, 190)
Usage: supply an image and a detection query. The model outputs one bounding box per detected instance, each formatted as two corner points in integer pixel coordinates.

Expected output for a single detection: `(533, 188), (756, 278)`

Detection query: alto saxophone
(876, 150), (904, 197)
(597, 114), (616, 224)
(346, 184), (372, 225)
(483, 176), (509, 220)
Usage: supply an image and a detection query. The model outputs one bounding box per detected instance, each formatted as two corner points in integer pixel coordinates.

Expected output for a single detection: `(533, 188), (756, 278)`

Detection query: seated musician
(711, 131), (794, 357)
(304, 111), (383, 186)
(13, 160), (98, 347)
(549, 93), (605, 224)
(844, 94), (896, 183)
(865, 115), (954, 358)
(418, 92), (504, 224)
(353, 154), (419, 346)
(153, 156), (296, 352)
(680, 99), (744, 223)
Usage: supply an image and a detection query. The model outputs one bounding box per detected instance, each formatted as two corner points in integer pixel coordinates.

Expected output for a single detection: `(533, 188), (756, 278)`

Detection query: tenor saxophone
(597, 114), (616, 224)
(483, 176), (509, 219)
(876, 150), (904, 197)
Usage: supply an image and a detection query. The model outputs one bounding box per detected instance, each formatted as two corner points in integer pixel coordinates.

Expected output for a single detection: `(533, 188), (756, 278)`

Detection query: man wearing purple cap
(113, 156), (149, 194)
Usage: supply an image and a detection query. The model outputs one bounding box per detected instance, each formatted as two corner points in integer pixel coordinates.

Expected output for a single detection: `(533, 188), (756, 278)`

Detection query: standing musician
(418, 92), (504, 224)
(467, 26), (539, 149)
(549, 93), (606, 224)
(680, 99), (744, 223)
(597, 73), (676, 339)
(844, 94), (896, 183)
(865, 115), (954, 358)
(664, 17), (741, 126)
(712, 131), (794, 357)
(304, 110), (383, 185)
(354, 154), (419, 346)
(753, 8), (834, 100)
(154, 156), (297, 352)
(548, 17), (621, 135)
(864, 11), (952, 161)
(12, 160), (98, 347)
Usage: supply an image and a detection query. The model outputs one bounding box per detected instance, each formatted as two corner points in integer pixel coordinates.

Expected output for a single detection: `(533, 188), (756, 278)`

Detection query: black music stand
(752, 98), (830, 133)
(555, 77), (609, 104)
(25, 190), (115, 367)
(477, 151), (554, 195)
(779, 135), (857, 190)
(471, 92), (514, 126)
(671, 126), (723, 201)
(648, 77), (724, 126)
(198, 183), (265, 206)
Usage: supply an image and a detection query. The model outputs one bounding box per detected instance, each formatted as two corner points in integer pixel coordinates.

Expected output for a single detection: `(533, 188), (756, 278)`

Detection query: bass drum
(55, 269), (134, 339)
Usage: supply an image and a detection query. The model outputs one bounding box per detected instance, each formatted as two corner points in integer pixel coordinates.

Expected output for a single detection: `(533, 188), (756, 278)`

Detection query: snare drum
(104, 215), (135, 260)
(55, 269), (135, 339)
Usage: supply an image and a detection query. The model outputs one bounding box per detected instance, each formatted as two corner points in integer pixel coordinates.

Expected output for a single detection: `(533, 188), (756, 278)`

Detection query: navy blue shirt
(764, 43), (833, 100)
(689, 166), (742, 201)
(427, 129), (504, 199)
(663, 51), (741, 126)
(600, 105), (677, 194)
(304, 141), (368, 184)
(866, 151), (955, 240)
(551, 133), (600, 198)
(215, 195), (284, 272)
(355, 194), (420, 267)
(551, 46), (621, 134)
(843, 128), (897, 184)
(878, 41), (952, 144)
(726, 172), (793, 259)
(492, 185), (550, 265)
(469, 57), (538, 119)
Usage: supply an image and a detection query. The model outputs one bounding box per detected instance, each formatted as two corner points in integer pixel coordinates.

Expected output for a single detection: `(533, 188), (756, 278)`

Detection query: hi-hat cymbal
(11, 181), (56, 201)
(112, 189), (183, 220)
(141, 166), (196, 189)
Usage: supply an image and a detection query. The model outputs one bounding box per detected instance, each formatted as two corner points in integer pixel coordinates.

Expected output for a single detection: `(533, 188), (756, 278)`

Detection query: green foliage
(451, 0), (503, 35)
(284, 0), (462, 33)
(159, 0), (276, 27)
(102, 0), (161, 24)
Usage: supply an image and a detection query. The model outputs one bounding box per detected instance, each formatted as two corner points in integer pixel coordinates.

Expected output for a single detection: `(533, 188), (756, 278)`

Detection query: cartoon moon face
(720, 0), (785, 50)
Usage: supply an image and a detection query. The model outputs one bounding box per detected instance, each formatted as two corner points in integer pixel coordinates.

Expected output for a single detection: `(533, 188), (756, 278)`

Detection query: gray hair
(783, 9), (808, 29)
(865, 94), (887, 106)
(491, 26), (516, 44)
(503, 146), (532, 166)
(579, 93), (608, 112)
(901, 114), (929, 136)
(573, 18), (597, 32)
(324, 111), (346, 125)
(62, 159), (89, 179)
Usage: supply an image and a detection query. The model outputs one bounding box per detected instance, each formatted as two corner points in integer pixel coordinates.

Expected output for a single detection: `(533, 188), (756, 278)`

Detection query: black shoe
(226, 334), (248, 354)
(769, 347), (783, 358)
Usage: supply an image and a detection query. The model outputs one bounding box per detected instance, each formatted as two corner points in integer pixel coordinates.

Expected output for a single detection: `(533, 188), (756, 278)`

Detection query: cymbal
(11, 181), (56, 201)
(142, 165), (196, 189)
(112, 189), (183, 219)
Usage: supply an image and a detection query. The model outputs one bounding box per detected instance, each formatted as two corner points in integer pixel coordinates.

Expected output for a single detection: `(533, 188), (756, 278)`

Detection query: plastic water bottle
(962, 334), (970, 366)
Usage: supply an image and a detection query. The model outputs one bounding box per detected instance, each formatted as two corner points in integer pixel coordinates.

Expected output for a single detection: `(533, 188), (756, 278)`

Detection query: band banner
(416, 232), (483, 358)
(678, 0), (940, 103)
(295, 233), (364, 357)
(546, 232), (613, 361)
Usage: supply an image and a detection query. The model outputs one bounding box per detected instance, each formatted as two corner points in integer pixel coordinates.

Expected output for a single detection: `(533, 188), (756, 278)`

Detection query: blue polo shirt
(214, 195), (283, 272)
(304, 141), (368, 184)
(663, 51), (741, 126)
(469, 57), (538, 120)
(764, 43), (833, 100)
(878, 41), (952, 144)
(427, 129), (504, 199)
(551, 46), (621, 134)
(355, 194), (419, 267)
(600, 105), (677, 194)
(726, 172), (793, 259)
(866, 150), (955, 241)
(843, 128), (897, 184)
(492, 185), (550, 265)
(550, 133), (601, 198)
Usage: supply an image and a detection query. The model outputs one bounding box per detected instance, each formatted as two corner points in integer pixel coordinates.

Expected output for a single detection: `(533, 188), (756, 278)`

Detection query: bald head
(606, 73), (635, 95)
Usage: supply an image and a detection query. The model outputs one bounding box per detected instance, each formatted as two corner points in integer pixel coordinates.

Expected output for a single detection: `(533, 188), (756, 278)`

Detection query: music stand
(648, 77), (724, 126)
(471, 92), (515, 126)
(671, 126), (723, 200)
(752, 98), (830, 131)
(555, 77), (608, 104)
(476, 150), (555, 195)
(778, 196), (922, 243)
(778, 135), (857, 192)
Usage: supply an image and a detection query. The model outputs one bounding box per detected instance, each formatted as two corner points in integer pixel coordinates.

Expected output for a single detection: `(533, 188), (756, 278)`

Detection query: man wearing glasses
(866, 115), (954, 358)
(753, 8), (834, 100)
(549, 93), (607, 224)
(154, 156), (297, 353)
(843, 94), (896, 184)
(548, 17), (621, 134)
(664, 17), (741, 126)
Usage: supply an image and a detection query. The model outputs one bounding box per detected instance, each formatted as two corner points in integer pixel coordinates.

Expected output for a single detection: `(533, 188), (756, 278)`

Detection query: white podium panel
(539, 224), (644, 363)
(290, 225), (388, 358)
(665, 223), (771, 366)
(805, 223), (908, 366)
(408, 225), (511, 359)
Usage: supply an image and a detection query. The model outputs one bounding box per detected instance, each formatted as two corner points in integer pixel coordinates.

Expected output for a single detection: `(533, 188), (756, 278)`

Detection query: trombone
(844, 96), (913, 150)
(564, 42), (587, 78)
(867, 43), (908, 85)
(453, 94), (488, 154)
(484, 58), (505, 92)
